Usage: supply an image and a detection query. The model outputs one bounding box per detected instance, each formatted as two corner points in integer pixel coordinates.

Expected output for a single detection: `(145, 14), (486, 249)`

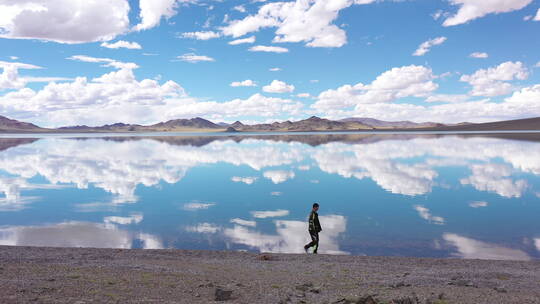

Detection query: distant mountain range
(0, 114), (539, 133)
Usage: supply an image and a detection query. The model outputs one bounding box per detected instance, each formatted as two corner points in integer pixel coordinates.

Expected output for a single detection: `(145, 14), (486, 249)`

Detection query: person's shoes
(313, 251), (318, 254)
(304, 245), (309, 253)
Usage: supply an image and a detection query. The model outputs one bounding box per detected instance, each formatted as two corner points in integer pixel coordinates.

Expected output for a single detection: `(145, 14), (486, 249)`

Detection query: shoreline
(2, 246), (540, 303)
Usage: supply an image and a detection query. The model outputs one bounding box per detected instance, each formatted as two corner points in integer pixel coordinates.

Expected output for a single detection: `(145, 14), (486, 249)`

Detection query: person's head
(312, 203), (319, 212)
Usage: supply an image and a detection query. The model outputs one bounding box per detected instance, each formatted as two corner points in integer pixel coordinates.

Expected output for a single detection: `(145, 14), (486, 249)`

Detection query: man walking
(304, 203), (322, 254)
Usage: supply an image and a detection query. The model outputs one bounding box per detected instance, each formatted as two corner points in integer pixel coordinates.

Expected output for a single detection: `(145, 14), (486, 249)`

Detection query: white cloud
(425, 94), (469, 103)
(224, 215), (347, 254)
(270, 191), (283, 196)
(103, 213), (143, 225)
(460, 61), (528, 97)
(251, 209), (290, 218)
(185, 223), (220, 234)
(231, 176), (258, 184)
(221, 0), (375, 48)
(313, 65), (437, 112)
(0, 138), (306, 206)
(0, 61), (68, 90)
(297, 93), (311, 98)
(0, 65), (27, 90)
(228, 36), (256, 45)
(0, 61), (41, 70)
(101, 40), (142, 49)
(413, 205), (445, 225)
(0, 221), (161, 249)
(176, 53), (215, 63)
(9, 56), (18, 60)
(443, 233), (530, 260)
(443, 0), (533, 27)
(269, 67), (282, 72)
(249, 45), (289, 53)
(413, 37), (447, 56)
(230, 80), (257, 87)
(469, 52), (489, 59)
(469, 201), (488, 208)
(0, 65), (187, 126)
(460, 163), (528, 198)
(183, 202), (216, 211)
(263, 80), (295, 93)
(233, 5), (246, 13)
(230, 218), (256, 227)
(180, 31), (221, 40)
(534, 8), (540, 21)
(67, 55), (140, 70)
(263, 170), (295, 183)
(0, 0), (130, 43)
(134, 0), (180, 31)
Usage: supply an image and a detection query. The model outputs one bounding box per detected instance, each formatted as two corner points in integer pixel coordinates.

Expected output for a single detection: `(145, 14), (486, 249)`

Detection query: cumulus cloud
(263, 170), (295, 183)
(460, 163), (528, 198)
(230, 80), (257, 87)
(413, 37), (447, 56)
(469, 201), (488, 208)
(0, 64), (27, 90)
(183, 202), (216, 211)
(180, 31), (221, 40)
(101, 41), (142, 49)
(103, 213), (143, 225)
(425, 94), (469, 103)
(134, 0), (181, 31)
(443, 0), (533, 27)
(185, 223), (221, 234)
(223, 215), (347, 254)
(263, 80), (295, 93)
(230, 218), (256, 227)
(249, 45), (289, 53)
(0, 0), (130, 43)
(534, 8), (540, 21)
(460, 61), (528, 97)
(0, 60), (69, 91)
(469, 52), (489, 59)
(228, 36), (256, 45)
(413, 205), (445, 225)
(0, 221), (162, 249)
(251, 209), (290, 218)
(443, 233), (530, 260)
(221, 0), (376, 48)
(176, 53), (215, 63)
(312, 65), (437, 112)
(231, 176), (258, 184)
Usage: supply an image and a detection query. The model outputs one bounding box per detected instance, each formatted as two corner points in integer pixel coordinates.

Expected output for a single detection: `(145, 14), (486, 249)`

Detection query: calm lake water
(0, 133), (539, 260)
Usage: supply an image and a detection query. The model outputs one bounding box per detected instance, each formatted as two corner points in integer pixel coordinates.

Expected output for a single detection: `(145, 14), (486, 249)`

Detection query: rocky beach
(1, 246), (540, 303)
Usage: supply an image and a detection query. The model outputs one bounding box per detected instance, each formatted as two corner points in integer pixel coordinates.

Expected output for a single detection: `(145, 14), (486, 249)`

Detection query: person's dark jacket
(309, 211), (322, 232)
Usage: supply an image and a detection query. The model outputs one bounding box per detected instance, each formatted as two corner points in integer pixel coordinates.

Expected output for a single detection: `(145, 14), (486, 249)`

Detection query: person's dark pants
(304, 230), (319, 253)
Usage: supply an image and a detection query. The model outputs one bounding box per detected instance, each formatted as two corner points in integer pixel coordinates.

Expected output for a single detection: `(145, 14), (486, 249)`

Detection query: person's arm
(309, 212), (316, 231)
(315, 213), (322, 232)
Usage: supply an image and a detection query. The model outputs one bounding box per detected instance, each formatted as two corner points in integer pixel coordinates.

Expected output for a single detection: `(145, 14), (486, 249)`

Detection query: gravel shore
(1, 246), (540, 303)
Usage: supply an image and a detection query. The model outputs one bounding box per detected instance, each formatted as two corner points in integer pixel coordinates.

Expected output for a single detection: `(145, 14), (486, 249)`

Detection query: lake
(0, 133), (539, 260)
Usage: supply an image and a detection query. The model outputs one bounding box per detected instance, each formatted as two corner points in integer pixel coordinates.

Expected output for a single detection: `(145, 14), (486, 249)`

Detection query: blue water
(0, 133), (539, 260)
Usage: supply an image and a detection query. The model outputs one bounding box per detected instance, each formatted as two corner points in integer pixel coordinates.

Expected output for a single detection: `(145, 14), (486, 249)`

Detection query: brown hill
(236, 116), (373, 132)
(413, 117), (540, 131)
(149, 117), (222, 130)
(0, 115), (43, 131)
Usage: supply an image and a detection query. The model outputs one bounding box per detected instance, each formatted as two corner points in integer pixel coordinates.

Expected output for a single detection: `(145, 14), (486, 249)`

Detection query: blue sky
(0, 0), (540, 127)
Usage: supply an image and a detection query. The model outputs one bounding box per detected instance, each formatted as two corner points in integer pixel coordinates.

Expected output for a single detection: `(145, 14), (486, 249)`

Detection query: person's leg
(304, 230), (318, 251)
(313, 232), (319, 254)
